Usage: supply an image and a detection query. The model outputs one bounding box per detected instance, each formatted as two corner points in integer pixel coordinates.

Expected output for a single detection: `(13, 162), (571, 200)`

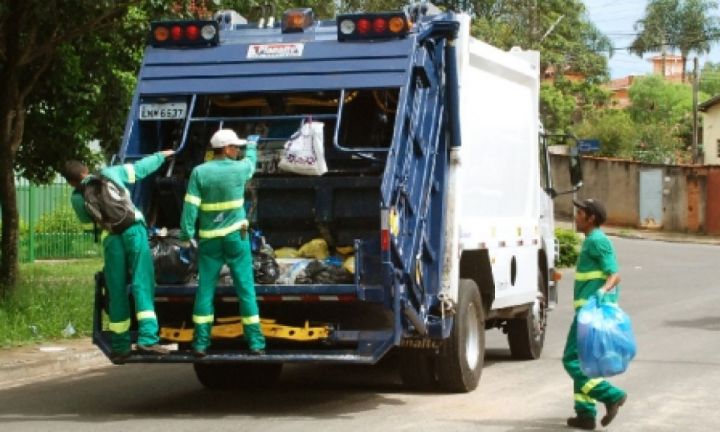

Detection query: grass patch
(0, 259), (102, 348)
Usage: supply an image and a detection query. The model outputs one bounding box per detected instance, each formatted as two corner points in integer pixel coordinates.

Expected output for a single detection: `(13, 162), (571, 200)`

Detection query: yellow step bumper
(160, 317), (330, 342)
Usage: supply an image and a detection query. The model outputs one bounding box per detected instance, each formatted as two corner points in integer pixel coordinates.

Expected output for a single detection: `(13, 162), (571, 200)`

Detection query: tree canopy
(630, 0), (720, 82)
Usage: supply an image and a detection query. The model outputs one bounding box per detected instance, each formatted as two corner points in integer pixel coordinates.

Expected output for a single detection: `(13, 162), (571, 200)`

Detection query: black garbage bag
(253, 251), (280, 284)
(150, 229), (197, 284)
(295, 260), (354, 284)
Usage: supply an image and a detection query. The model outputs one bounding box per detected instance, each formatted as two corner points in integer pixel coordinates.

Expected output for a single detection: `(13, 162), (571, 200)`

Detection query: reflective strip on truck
(226, 294), (357, 302)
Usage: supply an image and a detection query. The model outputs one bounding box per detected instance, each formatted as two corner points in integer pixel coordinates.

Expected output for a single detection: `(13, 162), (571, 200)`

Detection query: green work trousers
(103, 222), (159, 353)
(563, 315), (626, 418)
(192, 231), (265, 352)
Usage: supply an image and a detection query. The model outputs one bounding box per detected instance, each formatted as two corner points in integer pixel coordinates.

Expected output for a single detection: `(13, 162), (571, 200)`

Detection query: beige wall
(702, 105), (720, 165)
(551, 155), (720, 233)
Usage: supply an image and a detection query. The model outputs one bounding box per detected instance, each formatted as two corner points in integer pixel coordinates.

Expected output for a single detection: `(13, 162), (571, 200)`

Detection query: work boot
(192, 349), (207, 358)
(566, 415), (595, 430)
(249, 348), (265, 355)
(110, 351), (131, 365)
(601, 394), (627, 427)
(137, 343), (169, 355)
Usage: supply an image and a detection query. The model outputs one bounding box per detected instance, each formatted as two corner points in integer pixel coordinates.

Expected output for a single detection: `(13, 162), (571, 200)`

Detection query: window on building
(716, 139), (720, 158)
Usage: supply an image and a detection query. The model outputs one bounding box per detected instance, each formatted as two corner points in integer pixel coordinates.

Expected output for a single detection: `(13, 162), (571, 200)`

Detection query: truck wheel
(193, 363), (283, 389)
(437, 278), (485, 392)
(507, 270), (547, 360)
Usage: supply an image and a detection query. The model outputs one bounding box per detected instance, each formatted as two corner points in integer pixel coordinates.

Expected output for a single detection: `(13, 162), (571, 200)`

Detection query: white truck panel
(453, 22), (547, 310)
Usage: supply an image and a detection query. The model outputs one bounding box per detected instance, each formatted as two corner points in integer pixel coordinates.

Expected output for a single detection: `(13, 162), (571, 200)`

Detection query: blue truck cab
(93, 6), (581, 392)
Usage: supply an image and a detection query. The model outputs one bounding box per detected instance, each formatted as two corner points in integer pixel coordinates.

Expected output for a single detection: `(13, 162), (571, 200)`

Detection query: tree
(700, 61), (720, 96)
(470, 0), (611, 133)
(0, 1), (154, 294)
(626, 75), (707, 163)
(630, 0), (719, 82)
(573, 110), (639, 159)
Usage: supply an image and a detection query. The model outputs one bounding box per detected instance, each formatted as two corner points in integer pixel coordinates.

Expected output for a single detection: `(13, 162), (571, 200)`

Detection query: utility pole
(692, 56), (700, 164)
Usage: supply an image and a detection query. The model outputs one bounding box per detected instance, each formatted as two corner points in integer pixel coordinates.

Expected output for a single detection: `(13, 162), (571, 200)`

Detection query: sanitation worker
(564, 198), (627, 430)
(180, 129), (265, 357)
(62, 150), (175, 363)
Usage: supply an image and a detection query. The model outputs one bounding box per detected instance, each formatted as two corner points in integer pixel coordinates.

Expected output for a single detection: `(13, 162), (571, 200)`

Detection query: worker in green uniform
(62, 150), (175, 363)
(564, 198), (628, 430)
(180, 129), (265, 357)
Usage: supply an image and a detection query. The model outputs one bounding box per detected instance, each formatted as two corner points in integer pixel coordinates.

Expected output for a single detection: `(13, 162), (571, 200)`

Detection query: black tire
(507, 269), (547, 360)
(193, 362), (283, 389)
(436, 278), (485, 392)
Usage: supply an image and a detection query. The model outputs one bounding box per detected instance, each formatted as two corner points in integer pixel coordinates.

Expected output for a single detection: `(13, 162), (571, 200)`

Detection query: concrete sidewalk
(1, 224), (718, 389)
(0, 339), (110, 389)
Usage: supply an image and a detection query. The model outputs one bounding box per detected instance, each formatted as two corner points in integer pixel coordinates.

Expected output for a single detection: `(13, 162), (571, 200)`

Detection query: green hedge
(556, 227), (580, 268)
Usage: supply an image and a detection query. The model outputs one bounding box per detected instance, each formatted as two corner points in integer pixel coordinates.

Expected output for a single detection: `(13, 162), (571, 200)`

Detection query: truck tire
(193, 363), (283, 389)
(437, 278), (485, 392)
(507, 270), (547, 360)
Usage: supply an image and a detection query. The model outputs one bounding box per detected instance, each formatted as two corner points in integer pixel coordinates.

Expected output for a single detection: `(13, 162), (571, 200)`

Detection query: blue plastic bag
(577, 294), (637, 378)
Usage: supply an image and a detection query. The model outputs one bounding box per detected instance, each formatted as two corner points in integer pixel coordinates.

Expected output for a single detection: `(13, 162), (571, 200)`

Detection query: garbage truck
(93, 5), (582, 392)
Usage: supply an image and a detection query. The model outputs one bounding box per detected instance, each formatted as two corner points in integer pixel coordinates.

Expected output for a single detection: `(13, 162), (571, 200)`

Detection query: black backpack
(79, 175), (137, 235)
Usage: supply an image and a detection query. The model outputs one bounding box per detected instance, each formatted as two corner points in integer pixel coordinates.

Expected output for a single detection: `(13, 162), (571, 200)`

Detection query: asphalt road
(1, 237), (719, 432)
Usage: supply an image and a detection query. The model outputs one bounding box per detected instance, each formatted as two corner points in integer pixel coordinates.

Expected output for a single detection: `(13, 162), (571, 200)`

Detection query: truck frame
(93, 6), (581, 392)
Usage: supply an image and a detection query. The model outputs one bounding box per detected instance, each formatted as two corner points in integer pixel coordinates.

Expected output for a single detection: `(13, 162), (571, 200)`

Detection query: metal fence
(14, 177), (101, 262)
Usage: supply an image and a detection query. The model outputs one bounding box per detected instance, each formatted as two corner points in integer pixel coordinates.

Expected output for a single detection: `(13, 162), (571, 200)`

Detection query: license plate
(139, 102), (187, 120)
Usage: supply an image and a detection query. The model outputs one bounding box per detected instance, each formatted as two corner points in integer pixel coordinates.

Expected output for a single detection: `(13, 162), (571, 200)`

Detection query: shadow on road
(0, 346), (524, 424)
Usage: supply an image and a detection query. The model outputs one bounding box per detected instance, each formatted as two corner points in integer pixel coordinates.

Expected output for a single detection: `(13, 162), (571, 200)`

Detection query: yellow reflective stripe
(124, 164), (136, 183)
(582, 378), (605, 394)
(100, 230), (109, 242)
(241, 315), (260, 325)
(576, 270), (607, 281)
(200, 199), (244, 211)
(184, 194), (201, 206)
(193, 314), (215, 324)
(199, 220), (249, 239)
(574, 393), (596, 404)
(136, 311), (156, 321)
(108, 319), (131, 334)
(81, 223), (94, 230)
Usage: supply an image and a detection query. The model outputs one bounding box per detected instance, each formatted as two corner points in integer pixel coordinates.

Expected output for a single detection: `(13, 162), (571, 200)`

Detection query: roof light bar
(150, 20), (219, 47)
(337, 12), (410, 42)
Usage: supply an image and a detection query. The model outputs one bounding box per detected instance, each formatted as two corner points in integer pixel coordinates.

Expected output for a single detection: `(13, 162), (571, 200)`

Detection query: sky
(584, 0), (720, 79)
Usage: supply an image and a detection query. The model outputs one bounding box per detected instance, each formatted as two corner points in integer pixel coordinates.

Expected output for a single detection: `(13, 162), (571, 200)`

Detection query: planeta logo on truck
(247, 43), (304, 59)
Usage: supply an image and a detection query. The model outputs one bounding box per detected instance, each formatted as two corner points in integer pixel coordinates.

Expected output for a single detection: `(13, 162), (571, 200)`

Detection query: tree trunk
(0, 75), (25, 295)
(0, 148), (19, 294)
(681, 54), (687, 83)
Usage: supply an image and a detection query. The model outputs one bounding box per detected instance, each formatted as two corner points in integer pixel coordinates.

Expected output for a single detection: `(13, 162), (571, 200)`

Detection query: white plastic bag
(278, 121), (327, 176)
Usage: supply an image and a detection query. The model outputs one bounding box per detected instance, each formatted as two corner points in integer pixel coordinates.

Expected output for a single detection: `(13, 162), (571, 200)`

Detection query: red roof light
(373, 18), (387, 33)
(185, 25), (199, 40)
(170, 25), (183, 41)
(357, 18), (371, 34)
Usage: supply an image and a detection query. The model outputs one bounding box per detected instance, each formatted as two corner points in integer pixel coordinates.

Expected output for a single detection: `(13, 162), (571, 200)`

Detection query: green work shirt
(180, 142), (257, 241)
(574, 228), (620, 308)
(70, 153), (167, 231)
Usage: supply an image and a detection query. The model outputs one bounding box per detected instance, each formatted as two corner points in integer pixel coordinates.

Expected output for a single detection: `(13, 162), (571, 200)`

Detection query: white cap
(210, 129), (247, 148)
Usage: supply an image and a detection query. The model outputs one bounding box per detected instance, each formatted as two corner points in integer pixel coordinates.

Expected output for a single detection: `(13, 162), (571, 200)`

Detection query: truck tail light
(150, 20), (219, 47)
(337, 12), (410, 42)
(381, 229), (391, 251)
